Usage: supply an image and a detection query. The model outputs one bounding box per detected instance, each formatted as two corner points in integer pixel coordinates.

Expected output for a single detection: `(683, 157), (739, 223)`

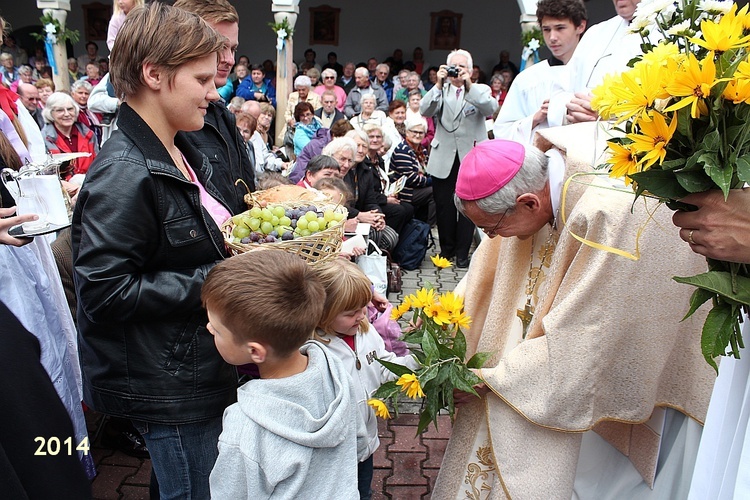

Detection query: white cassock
(493, 60), (567, 144)
(547, 15), (643, 127)
(689, 328), (750, 500)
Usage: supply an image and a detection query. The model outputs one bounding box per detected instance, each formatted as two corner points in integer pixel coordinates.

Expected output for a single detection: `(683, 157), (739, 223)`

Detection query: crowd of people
(1, 0), (749, 498)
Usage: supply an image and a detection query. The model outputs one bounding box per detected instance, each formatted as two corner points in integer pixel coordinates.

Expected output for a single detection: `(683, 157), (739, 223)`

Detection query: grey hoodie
(209, 341), (366, 499)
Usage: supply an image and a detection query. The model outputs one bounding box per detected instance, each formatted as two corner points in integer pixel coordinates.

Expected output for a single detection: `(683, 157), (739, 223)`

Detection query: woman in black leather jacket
(71, 5), (238, 498)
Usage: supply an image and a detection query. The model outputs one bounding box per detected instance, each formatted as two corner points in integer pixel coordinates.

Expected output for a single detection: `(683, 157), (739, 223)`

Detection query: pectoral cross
(517, 299), (534, 339)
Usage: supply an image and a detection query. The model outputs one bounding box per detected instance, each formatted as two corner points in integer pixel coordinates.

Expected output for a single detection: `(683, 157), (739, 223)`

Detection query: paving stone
(385, 485), (429, 499)
(422, 438), (449, 469)
(123, 460), (152, 486)
(91, 464), (138, 500)
(98, 450), (145, 467)
(373, 440), (392, 469)
(91, 446), (114, 466)
(118, 484), (150, 500)
(422, 468), (441, 498)
(386, 452), (428, 486)
(422, 416), (453, 440)
(388, 425), (427, 453)
(371, 468), (391, 499)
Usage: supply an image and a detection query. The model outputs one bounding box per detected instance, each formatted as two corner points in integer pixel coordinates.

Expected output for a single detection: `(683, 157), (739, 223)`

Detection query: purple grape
(265, 235), (277, 243)
(290, 219), (297, 228)
(249, 232), (261, 242)
(270, 230), (279, 238)
(240, 237), (251, 244)
(282, 231), (294, 241)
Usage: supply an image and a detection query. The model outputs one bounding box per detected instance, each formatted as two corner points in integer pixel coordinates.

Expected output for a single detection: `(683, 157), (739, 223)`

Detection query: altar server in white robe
(547, 0), (643, 127)
(493, 0), (587, 144)
(672, 189), (750, 500)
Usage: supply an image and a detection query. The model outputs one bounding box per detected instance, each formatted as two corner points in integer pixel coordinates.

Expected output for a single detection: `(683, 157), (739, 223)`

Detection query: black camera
(446, 65), (460, 77)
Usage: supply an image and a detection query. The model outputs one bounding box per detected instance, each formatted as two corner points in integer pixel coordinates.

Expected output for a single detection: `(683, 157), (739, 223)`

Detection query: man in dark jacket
(174, 0), (255, 215)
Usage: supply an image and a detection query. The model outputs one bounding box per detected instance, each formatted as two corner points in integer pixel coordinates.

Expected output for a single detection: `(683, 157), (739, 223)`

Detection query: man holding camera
(420, 49), (497, 268)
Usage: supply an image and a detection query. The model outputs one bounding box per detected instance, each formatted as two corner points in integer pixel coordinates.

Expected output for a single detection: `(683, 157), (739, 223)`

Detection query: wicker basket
(221, 193), (348, 265)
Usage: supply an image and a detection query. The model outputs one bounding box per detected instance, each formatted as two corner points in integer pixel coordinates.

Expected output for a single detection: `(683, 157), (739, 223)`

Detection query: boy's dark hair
(202, 250), (325, 356)
(536, 0), (587, 27)
(306, 155), (340, 176)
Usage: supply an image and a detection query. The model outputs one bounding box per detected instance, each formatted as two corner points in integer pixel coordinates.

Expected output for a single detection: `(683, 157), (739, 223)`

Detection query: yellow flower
(723, 78), (750, 104)
(396, 373), (425, 399)
(664, 53), (716, 119)
(639, 42), (682, 68)
(606, 63), (670, 124)
(431, 254), (453, 269)
(411, 288), (435, 309)
(438, 291), (463, 316)
(626, 112), (677, 169)
(606, 141), (641, 185)
(424, 302), (451, 325)
(691, 4), (750, 52)
(367, 399), (391, 419)
(451, 310), (472, 331)
(391, 298), (412, 320)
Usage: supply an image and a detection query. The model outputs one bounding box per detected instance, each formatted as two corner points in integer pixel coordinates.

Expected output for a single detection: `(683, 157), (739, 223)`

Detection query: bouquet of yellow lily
(591, 0), (750, 370)
(368, 287), (491, 434)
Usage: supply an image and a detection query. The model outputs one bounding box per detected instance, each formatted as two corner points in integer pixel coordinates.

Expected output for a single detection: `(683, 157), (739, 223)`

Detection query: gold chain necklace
(516, 229), (555, 339)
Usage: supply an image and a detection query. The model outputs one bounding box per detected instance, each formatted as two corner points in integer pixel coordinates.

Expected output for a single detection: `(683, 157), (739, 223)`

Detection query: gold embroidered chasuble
(432, 123), (716, 499)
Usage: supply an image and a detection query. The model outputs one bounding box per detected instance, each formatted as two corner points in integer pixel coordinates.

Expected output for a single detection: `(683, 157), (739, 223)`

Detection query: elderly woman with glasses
(389, 118), (435, 225)
(349, 93), (387, 131)
(42, 91), (99, 180)
(313, 68), (346, 111)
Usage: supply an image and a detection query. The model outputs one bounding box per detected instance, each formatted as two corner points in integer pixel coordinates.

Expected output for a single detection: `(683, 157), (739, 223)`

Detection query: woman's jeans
(132, 417), (222, 500)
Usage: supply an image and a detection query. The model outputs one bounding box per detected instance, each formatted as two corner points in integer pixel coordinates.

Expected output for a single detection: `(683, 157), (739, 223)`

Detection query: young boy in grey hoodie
(203, 250), (367, 499)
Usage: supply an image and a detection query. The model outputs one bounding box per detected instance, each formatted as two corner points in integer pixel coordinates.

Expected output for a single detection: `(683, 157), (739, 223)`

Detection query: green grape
(323, 210), (335, 222)
(272, 205), (286, 218)
(233, 225), (250, 239)
(299, 228), (312, 237)
(231, 214), (244, 225)
(249, 207), (262, 218)
(279, 216), (292, 227)
(327, 219), (341, 228)
(333, 212), (345, 222)
(260, 221), (274, 234)
(305, 211), (318, 221)
(316, 217), (326, 228)
(240, 216), (253, 228)
(260, 208), (274, 221)
(297, 218), (309, 230)
(307, 220), (320, 232)
(248, 218), (261, 231)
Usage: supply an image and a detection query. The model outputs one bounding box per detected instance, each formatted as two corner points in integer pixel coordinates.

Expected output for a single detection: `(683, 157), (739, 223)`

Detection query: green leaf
(372, 380), (401, 400)
(419, 363), (439, 385)
(442, 382), (456, 420)
(629, 169), (689, 200)
(682, 287), (714, 320)
(703, 130), (721, 152)
(467, 351), (492, 369)
(661, 158), (687, 170)
(673, 271), (750, 304)
(434, 364), (452, 386)
(450, 365), (479, 397)
(675, 170), (714, 193)
(701, 303), (734, 372)
(416, 408), (434, 435)
(453, 330), (467, 361)
(422, 329), (440, 362)
(376, 359), (414, 377)
(737, 155), (750, 183)
(703, 158), (733, 198)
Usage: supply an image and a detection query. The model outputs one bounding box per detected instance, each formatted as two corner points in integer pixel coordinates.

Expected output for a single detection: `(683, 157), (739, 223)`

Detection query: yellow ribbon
(560, 172), (663, 261)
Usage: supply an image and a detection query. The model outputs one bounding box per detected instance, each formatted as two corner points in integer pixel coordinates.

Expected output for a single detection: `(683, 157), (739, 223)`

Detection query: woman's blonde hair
(109, 3), (224, 98)
(113, 0), (145, 16)
(314, 259), (372, 337)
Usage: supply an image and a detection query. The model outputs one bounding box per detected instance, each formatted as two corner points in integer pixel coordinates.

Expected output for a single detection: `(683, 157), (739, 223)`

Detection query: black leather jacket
(183, 100), (255, 215)
(72, 104), (237, 424)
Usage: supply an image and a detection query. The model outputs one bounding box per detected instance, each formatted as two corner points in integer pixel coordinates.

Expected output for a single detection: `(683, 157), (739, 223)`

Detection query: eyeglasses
(407, 129), (425, 136)
(324, 76), (335, 80)
(368, 134), (383, 139)
(52, 107), (76, 115)
(334, 155), (353, 165)
(479, 208), (510, 237)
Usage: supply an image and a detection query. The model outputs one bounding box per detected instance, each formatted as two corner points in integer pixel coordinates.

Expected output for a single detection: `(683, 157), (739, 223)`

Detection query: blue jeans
(132, 417), (222, 500)
(358, 454), (374, 500)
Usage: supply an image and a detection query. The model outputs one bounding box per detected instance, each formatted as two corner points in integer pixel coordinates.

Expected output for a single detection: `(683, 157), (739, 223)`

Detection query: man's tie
(456, 87), (462, 99)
